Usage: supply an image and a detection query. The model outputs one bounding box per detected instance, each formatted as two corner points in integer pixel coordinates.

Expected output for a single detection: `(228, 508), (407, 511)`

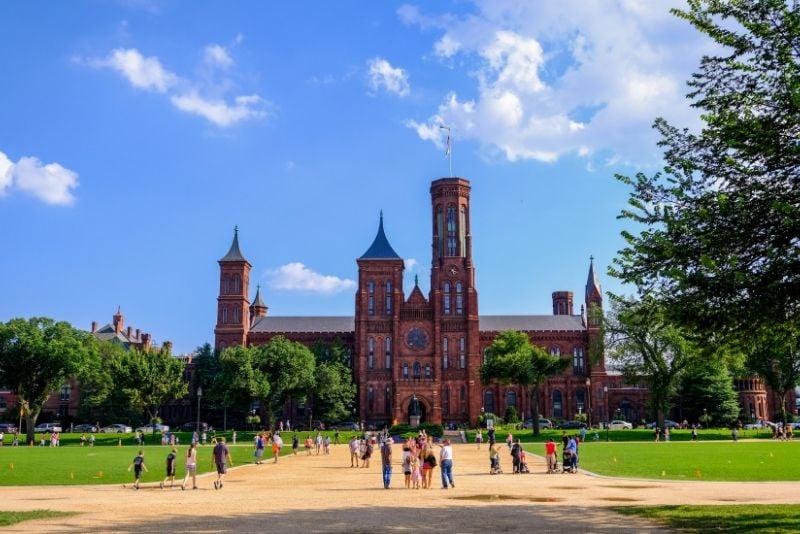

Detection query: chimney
(135, 328), (141, 340)
(142, 333), (151, 351)
(127, 326), (133, 339)
(91, 321), (97, 333)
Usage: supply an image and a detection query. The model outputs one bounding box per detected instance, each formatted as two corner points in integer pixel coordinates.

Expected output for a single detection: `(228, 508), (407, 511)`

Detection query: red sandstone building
(213, 176), (797, 428)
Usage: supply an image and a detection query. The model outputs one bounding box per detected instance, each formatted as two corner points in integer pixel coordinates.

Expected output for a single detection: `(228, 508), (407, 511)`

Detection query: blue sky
(0, 1), (714, 354)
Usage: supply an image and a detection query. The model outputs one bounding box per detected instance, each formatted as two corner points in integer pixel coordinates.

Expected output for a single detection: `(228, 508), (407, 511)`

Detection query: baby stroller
(517, 450), (530, 474)
(561, 450), (576, 473)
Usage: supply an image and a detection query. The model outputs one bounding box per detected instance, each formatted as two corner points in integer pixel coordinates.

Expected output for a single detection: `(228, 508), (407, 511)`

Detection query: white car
(135, 424), (170, 433)
(100, 424), (133, 433)
(607, 420), (633, 430)
(34, 423), (62, 433)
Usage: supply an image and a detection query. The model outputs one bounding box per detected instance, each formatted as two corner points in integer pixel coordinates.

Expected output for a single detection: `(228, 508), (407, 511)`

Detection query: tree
(612, 1), (800, 347)
(311, 339), (356, 424)
(0, 317), (98, 444)
(255, 336), (316, 428)
(112, 345), (187, 427)
(215, 345), (270, 419)
(675, 355), (741, 427)
(479, 330), (568, 436)
(747, 327), (800, 423)
(605, 296), (697, 428)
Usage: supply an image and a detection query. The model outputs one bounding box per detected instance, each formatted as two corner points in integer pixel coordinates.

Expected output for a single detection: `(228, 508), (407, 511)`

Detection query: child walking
(410, 455), (422, 489)
(127, 450), (148, 489)
(161, 447), (178, 489)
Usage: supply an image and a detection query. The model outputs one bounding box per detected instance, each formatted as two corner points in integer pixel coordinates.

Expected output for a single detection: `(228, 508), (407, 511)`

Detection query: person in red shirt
(545, 439), (557, 473)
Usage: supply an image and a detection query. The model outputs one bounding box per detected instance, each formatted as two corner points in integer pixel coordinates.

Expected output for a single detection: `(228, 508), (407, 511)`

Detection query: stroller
(517, 450), (531, 474)
(561, 450), (577, 473)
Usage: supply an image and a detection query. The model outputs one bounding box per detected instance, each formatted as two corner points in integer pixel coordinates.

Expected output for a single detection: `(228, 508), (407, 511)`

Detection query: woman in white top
(181, 442), (198, 490)
(439, 439), (454, 489)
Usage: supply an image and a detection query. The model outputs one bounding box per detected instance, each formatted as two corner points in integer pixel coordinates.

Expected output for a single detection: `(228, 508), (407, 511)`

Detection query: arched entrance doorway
(407, 396), (427, 424)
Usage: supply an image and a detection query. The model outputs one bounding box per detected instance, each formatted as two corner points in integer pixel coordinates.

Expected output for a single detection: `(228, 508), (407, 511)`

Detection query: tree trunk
(24, 411), (37, 446)
(530, 386), (540, 437)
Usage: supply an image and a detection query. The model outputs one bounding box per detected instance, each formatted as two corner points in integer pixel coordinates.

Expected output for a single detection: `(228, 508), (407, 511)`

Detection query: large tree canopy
(310, 340), (356, 424)
(612, 0), (800, 345)
(480, 330), (568, 436)
(604, 296), (697, 428)
(256, 336), (316, 427)
(0, 317), (98, 444)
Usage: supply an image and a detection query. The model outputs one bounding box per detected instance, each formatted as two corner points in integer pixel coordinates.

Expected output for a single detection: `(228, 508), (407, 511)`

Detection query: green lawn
(532, 440), (800, 481)
(0, 510), (76, 526)
(615, 505), (800, 533)
(466, 426), (780, 443)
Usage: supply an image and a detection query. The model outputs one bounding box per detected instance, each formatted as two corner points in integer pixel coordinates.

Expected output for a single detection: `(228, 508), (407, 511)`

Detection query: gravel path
(1, 441), (798, 533)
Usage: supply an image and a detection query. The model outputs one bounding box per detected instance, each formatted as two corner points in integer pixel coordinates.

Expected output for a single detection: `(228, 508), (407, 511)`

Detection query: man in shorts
(212, 437), (232, 490)
(161, 447), (177, 489)
(127, 450), (148, 490)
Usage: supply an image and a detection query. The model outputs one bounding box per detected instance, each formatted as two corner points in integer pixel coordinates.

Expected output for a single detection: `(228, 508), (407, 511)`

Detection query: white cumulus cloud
(79, 44), (267, 128)
(0, 150), (78, 206)
(267, 262), (356, 295)
(170, 92), (266, 128)
(404, 258), (418, 271)
(367, 57), (410, 97)
(204, 44), (233, 68)
(98, 48), (178, 92)
(404, 1), (714, 166)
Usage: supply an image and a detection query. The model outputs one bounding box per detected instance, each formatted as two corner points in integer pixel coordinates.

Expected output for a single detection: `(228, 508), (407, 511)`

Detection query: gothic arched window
(443, 282), (451, 315)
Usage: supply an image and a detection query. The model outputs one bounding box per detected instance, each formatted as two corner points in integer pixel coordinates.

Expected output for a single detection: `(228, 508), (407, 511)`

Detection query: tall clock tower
(429, 178), (481, 423)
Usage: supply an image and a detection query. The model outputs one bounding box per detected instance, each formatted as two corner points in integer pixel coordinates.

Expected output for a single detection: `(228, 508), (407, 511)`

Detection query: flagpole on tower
(440, 125), (452, 177)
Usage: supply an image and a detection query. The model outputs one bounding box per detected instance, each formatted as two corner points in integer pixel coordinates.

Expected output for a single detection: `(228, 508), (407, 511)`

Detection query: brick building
(213, 176), (635, 428)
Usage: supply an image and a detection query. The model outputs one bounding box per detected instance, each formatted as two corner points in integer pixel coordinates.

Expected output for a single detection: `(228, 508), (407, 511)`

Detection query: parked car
(557, 421), (587, 430)
(332, 422), (359, 431)
(100, 424), (132, 433)
(135, 424), (170, 433)
(645, 419), (680, 429)
(34, 423), (63, 433)
(607, 420), (633, 430)
(521, 418), (553, 430)
(0, 423), (18, 433)
(180, 422), (210, 432)
(72, 423), (98, 433)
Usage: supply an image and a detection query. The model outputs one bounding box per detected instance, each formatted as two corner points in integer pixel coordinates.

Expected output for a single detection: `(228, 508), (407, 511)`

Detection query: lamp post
(196, 386), (203, 435)
(603, 386), (609, 442)
(585, 377), (592, 428)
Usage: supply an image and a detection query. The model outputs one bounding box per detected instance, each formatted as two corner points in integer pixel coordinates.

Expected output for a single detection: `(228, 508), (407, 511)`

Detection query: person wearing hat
(381, 437), (394, 489)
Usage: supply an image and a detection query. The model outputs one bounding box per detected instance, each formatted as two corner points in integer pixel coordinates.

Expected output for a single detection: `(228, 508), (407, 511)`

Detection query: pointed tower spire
(220, 225), (247, 262)
(250, 284), (268, 320)
(360, 212), (401, 259)
(586, 255), (602, 297)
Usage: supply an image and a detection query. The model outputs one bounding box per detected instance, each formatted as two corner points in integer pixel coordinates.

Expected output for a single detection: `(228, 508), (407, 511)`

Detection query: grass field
(0, 510), (75, 526)
(615, 505), (800, 533)
(527, 440), (800, 481)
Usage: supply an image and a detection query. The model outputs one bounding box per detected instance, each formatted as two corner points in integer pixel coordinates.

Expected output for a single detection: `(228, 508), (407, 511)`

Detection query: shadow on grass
(614, 505), (800, 533)
(0, 510), (76, 527)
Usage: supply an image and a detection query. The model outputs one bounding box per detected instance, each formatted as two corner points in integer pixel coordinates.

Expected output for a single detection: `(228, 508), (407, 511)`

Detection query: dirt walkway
(1, 441), (798, 533)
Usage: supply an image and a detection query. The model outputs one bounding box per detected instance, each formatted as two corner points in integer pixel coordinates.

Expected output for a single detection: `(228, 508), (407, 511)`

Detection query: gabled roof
(220, 226), (248, 262)
(250, 316), (355, 333)
(359, 212), (401, 260)
(479, 315), (586, 332)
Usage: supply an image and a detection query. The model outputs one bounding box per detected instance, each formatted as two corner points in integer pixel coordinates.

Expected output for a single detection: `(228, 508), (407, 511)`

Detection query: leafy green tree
(215, 345), (270, 418)
(479, 330), (568, 436)
(255, 336), (316, 428)
(675, 356), (741, 427)
(0, 318), (98, 444)
(747, 327), (800, 423)
(605, 296), (697, 429)
(112, 345), (187, 427)
(310, 339), (356, 423)
(612, 1), (800, 347)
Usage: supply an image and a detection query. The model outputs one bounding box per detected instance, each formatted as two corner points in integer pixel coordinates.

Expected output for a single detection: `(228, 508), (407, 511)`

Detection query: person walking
(545, 438), (557, 473)
(127, 450), (148, 490)
(271, 432), (283, 463)
(380, 437), (393, 489)
(475, 429), (483, 449)
(160, 447), (178, 489)
(254, 433), (265, 464)
(212, 437), (232, 490)
(349, 436), (360, 467)
(292, 433), (299, 455)
(439, 439), (454, 489)
(180, 442), (198, 490)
